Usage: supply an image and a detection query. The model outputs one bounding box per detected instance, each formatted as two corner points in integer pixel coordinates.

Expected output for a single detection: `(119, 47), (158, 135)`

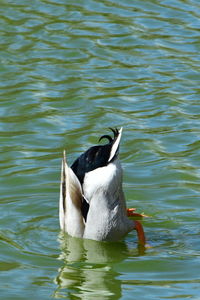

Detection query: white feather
(59, 156), (65, 230)
(108, 127), (122, 162)
(83, 159), (133, 241)
(59, 151), (85, 238)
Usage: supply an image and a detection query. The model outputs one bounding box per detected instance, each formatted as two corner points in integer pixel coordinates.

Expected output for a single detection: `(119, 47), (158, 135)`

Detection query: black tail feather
(71, 128), (121, 184)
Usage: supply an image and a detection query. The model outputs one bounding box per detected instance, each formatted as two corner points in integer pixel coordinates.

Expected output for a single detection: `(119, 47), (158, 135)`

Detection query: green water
(1, 0), (200, 299)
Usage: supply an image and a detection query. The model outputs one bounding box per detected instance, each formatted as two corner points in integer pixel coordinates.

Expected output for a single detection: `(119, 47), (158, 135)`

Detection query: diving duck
(59, 128), (146, 245)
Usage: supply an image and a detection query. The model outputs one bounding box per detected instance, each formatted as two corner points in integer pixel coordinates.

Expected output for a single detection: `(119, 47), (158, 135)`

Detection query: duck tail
(108, 127), (123, 162)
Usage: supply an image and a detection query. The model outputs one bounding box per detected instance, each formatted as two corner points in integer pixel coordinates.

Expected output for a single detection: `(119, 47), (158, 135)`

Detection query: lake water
(1, 0), (200, 299)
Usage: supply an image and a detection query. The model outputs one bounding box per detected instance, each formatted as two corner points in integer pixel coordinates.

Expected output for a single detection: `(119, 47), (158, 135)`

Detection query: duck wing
(59, 151), (85, 237)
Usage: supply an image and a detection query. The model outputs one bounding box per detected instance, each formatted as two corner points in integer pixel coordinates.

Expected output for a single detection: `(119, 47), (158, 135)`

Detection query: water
(1, 0), (200, 299)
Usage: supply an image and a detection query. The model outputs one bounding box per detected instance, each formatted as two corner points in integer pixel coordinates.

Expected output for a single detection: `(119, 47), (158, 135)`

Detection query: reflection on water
(55, 233), (144, 299)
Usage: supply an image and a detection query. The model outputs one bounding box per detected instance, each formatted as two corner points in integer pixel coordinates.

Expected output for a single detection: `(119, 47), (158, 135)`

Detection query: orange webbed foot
(127, 208), (148, 218)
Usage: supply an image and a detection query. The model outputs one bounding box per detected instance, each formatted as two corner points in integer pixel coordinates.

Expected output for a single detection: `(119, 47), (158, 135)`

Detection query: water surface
(1, 0), (200, 299)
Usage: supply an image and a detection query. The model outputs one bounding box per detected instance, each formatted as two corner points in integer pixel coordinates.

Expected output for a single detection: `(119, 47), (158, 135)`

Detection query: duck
(59, 128), (146, 245)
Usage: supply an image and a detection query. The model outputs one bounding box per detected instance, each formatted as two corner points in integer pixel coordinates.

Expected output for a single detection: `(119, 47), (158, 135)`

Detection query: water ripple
(1, 0), (200, 299)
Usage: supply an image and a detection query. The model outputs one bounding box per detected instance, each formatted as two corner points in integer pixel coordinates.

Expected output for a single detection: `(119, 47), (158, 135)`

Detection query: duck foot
(127, 208), (148, 218)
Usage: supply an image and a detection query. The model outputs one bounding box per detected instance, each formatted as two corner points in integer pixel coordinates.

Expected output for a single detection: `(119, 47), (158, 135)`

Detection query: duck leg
(134, 220), (146, 246)
(127, 208), (146, 246)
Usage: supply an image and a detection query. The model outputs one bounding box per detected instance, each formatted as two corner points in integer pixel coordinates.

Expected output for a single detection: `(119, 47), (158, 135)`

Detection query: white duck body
(59, 128), (134, 242)
(83, 160), (133, 241)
